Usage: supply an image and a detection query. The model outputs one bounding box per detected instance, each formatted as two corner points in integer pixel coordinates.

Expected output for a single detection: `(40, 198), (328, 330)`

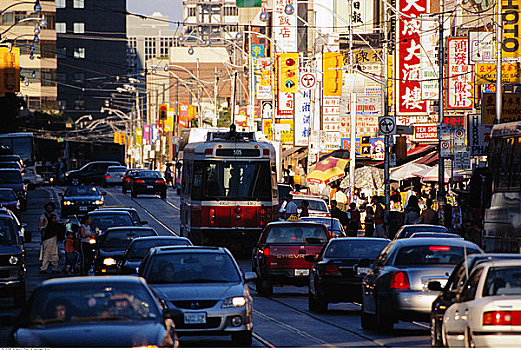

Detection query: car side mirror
(244, 271), (257, 282)
(141, 221), (148, 225)
(454, 293), (462, 303)
(358, 258), (371, 268)
(428, 281), (443, 291)
(304, 254), (316, 263)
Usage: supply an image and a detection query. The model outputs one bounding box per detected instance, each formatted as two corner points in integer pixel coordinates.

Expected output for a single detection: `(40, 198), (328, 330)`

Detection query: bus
(483, 121), (521, 252)
(180, 126), (278, 252)
(0, 133), (34, 163)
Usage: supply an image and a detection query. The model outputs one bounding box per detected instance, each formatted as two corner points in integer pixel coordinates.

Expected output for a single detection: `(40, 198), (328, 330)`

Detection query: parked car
(139, 246), (255, 346)
(122, 168), (140, 194)
(131, 170), (167, 199)
(0, 188), (20, 218)
(60, 186), (106, 218)
(104, 166), (127, 186)
(442, 260), (521, 347)
(300, 216), (346, 237)
(0, 155), (23, 168)
(93, 206), (148, 226)
(118, 236), (192, 275)
(93, 226), (159, 275)
(429, 253), (521, 347)
(0, 212), (25, 306)
(9, 276), (177, 347)
(360, 238), (482, 332)
(410, 232), (463, 239)
(393, 224), (449, 240)
(0, 169), (27, 211)
(64, 161), (121, 185)
(252, 220), (332, 296)
(307, 237), (390, 312)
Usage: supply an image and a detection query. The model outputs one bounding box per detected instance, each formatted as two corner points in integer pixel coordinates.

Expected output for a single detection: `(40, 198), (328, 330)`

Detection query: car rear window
(101, 229), (156, 249)
(325, 239), (389, 259)
(266, 225), (328, 244)
(90, 213), (133, 232)
(127, 238), (192, 259)
(65, 186), (100, 196)
(301, 217), (341, 231)
(483, 267), (521, 296)
(401, 226), (448, 238)
(108, 166), (127, 172)
(293, 199), (327, 212)
(0, 189), (16, 201)
(394, 245), (481, 266)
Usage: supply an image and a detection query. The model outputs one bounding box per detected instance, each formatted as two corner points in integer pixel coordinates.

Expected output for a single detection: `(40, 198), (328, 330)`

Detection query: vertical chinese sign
(397, 0), (429, 116)
(178, 102), (189, 129)
(446, 37), (474, 109)
(272, 0), (297, 52)
(295, 73), (314, 146)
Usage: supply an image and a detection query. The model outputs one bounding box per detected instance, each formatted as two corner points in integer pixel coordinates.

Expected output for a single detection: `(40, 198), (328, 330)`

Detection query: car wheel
(231, 330), (252, 346)
(14, 286), (25, 307)
(375, 299), (393, 333)
(71, 178), (79, 186)
(431, 316), (443, 347)
(160, 190), (167, 199)
(441, 322), (448, 348)
(131, 190), (137, 198)
(361, 302), (376, 330)
(256, 279), (273, 297)
(465, 327), (475, 348)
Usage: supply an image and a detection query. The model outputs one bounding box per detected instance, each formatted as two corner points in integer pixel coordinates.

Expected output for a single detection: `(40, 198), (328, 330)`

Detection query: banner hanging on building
(294, 73), (313, 146)
(272, 0), (297, 52)
(446, 37), (474, 109)
(503, 0), (521, 58)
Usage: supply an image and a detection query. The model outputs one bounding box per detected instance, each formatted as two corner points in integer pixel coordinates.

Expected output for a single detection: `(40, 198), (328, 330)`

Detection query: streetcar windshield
(192, 161), (271, 201)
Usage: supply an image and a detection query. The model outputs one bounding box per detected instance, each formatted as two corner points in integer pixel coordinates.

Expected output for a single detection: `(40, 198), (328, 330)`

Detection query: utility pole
(248, 22), (255, 131)
(437, 2), (446, 225)
(496, 0), (502, 124)
(348, 0), (357, 202)
(382, 0), (390, 230)
(214, 66), (218, 127)
(196, 58), (202, 127)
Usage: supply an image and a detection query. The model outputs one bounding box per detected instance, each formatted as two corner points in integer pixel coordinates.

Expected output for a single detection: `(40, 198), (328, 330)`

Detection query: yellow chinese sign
(0, 47), (20, 94)
(476, 63), (521, 84)
(482, 93), (521, 124)
(278, 119), (294, 144)
(342, 49), (382, 65)
(503, 0), (521, 58)
(165, 108), (175, 132)
(262, 119), (273, 140)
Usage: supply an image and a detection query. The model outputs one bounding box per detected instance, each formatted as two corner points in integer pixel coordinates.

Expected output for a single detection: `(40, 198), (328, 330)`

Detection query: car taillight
(483, 311), (512, 325)
(390, 271), (410, 290)
(260, 207), (265, 215)
(209, 208), (215, 225)
(323, 264), (341, 277)
(124, 178), (129, 182)
(156, 179), (165, 184)
(105, 175), (110, 179)
(135, 179), (144, 183)
(260, 206), (266, 227)
(263, 247), (269, 256)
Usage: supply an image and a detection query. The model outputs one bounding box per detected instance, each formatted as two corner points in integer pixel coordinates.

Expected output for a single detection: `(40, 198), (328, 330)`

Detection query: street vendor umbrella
(307, 157), (349, 184)
(340, 166), (384, 192)
(413, 164), (464, 183)
(390, 162), (431, 181)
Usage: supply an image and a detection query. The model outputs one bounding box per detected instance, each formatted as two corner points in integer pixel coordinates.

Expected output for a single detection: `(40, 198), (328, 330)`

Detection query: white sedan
(443, 259), (521, 347)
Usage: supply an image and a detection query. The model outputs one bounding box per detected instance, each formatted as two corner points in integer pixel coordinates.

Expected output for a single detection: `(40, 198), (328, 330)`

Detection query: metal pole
(348, 0), (356, 202)
(231, 71), (237, 125)
(249, 22), (255, 131)
(383, 0), (390, 231)
(196, 58), (202, 126)
(496, 0), (502, 124)
(437, 5), (446, 225)
(214, 66), (218, 127)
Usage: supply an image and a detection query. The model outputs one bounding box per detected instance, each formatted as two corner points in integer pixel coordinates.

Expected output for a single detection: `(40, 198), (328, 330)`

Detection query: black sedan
(61, 186), (106, 218)
(89, 210), (134, 234)
(122, 168), (140, 194)
(118, 236), (192, 275)
(93, 206), (148, 226)
(307, 237), (390, 313)
(131, 170), (167, 199)
(9, 276), (177, 347)
(93, 226), (159, 275)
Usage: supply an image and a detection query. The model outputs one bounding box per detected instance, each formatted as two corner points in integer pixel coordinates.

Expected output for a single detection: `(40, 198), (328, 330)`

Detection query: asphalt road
(0, 185), (431, 347)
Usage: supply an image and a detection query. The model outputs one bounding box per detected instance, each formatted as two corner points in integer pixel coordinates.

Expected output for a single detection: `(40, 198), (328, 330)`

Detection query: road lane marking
(252, 332), (275, 348)
(164, 199), (180, 211)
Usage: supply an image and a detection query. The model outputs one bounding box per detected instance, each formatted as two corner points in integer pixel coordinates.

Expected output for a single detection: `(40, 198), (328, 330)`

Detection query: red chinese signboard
(397, 0), (429, 115)
(446, 37), (474, 109)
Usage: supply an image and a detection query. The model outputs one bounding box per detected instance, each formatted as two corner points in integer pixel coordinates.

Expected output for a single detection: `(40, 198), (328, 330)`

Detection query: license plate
(184, 312), (206, 324)
(79, 206), (87, 211)
(357, 267), (371, 275)
(147, 185), (153, 189)
(295, 269), (309, 276)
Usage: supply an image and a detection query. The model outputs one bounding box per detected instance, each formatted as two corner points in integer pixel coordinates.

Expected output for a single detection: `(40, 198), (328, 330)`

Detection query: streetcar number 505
(233, 149), (242, 156)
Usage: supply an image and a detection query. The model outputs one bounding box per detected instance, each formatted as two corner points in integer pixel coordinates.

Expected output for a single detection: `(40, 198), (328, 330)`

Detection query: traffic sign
(300, 73), (316, 89)
(378, 116), (396, 135)
(440, 140), (452, 158)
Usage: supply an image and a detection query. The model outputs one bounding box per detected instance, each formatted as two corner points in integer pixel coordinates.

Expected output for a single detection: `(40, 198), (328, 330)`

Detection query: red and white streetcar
(180, 126), (279, 251)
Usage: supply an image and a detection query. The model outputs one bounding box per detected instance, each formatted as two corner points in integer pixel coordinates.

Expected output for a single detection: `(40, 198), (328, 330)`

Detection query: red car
(251, 218), (332, 296)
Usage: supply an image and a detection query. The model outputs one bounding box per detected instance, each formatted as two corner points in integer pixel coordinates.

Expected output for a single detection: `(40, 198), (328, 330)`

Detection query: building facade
(183, 0), (239, 41)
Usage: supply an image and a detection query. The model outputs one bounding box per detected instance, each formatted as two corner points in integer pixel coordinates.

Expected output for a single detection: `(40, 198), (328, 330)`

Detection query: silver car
(443, 259), (521, 348)
(104, 166), (127, 185)
(361, 237), (483, 332)
(139, 246), (255, 346)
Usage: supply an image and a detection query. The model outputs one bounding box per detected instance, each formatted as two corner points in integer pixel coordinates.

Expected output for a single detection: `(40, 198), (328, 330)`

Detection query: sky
(127, 0), (183, 27)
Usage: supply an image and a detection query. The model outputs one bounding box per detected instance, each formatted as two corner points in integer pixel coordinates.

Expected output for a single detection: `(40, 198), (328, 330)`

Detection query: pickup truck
(252, 218), (332, 296)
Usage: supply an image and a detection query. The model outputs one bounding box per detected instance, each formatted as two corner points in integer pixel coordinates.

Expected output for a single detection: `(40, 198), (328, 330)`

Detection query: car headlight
(93, 200), (103, 205)
(63, 200), (74, 206)
(9, 255), (19, 265)
(222, 296), (247, 308)
(103, 257), (116, 266)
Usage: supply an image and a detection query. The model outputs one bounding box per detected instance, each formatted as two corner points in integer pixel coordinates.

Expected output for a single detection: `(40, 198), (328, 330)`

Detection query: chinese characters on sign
(475, 62), (521, 84)
(294, 73), (314, 146)
(277, 91), (294, 117)
(446, 37), (474, 109)
(397, 0), (429, 115)
(273, 0), (297, 52)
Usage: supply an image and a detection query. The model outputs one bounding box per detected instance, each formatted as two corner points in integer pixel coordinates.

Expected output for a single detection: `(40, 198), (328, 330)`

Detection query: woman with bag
(39, 213), (64, 274)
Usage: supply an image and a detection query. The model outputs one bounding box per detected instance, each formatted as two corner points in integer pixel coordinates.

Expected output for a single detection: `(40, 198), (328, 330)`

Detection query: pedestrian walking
(79, 215), (95, 275)
(347, 203), (361, 237)
(420, 198), (438, 224)
(364, 205), (375, 237)
(299, 199), (309, 217)
(63, 231), (76, 274)
(333, 187), (348, 211)
(164, 163), (173, 187)
(403, 195), (421, 224)
(279, 193), (298, 219)
(330, 200), (349, 227)
(372, 196), (386, 238)
(39, 214), (63, 274)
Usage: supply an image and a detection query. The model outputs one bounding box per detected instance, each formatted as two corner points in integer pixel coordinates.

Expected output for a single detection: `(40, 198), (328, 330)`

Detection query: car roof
(41, 275), (144, 287)
(89, 210), (132, 216)
(150, 245), (226, 255)
(94, 207), (137, 212)
(329, 237), (390, 243)
(301, 216), (339, 221)
(0, 188), (15, 192)
(265, 220), (328, 227)
(478, 259), (521, 268)
(400, 224), (447, 229)
(410, 232), (462, 238)
(131, 236), (188, 241)
(393, 237), (480, 248)
(104, 226), (156, 232)
(0, 213), (14, 220)
(292, 195), (326, 201)
(0, 169), (21, 172)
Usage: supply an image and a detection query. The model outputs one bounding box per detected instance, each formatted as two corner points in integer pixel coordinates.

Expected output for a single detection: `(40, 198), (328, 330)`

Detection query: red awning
(407, 144), (436, 156)
(414, 151), (438, 165)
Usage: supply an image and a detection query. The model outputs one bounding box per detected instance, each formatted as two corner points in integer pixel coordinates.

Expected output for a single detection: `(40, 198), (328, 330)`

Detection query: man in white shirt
(280, 194), (298, 219)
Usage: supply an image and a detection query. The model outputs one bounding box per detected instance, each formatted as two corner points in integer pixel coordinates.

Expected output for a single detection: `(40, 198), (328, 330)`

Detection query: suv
(64, 161), (121, 185)
(0, 169), (27, 211)
(0, 212), (25, 306)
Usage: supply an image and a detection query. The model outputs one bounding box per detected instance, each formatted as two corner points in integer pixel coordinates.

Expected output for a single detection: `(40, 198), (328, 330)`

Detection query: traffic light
(278, 53), (299, 93)
(323, 52), (343, 96)
(159, 103), (168, 119)
(0, 47), (20, 94)
(361, 135), (371, 156)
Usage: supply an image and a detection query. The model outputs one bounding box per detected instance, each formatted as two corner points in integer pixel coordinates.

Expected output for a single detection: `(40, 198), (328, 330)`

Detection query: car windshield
(293, 199), (328, 212)
(325, 239), (389, 259)
(101, 229), (156, 249)
(108, 166), (126, 172)
(266, 225), (328, 244)
(0, 218), (15, 244)
(0, 190), (16, 201)
(137, 171), (161, 178)
(28, 282), (160, 324)
(483, 266), (521, 296)
(0, 162), (20, 169)
(65, 186), (100, 196)
(301, 217), (341, 231)
(127, 238), (192, 259)
(399, 226), (448, 238)
(0, 170), (22, 184)
(91, 214), (133, 232)
(145, 252), (241, 284)
(192, 161), (271, 201)
(394, 245), (481, 266)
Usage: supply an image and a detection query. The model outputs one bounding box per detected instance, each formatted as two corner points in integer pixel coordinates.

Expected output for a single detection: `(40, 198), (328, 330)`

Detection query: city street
(0, 186), (430, 347)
